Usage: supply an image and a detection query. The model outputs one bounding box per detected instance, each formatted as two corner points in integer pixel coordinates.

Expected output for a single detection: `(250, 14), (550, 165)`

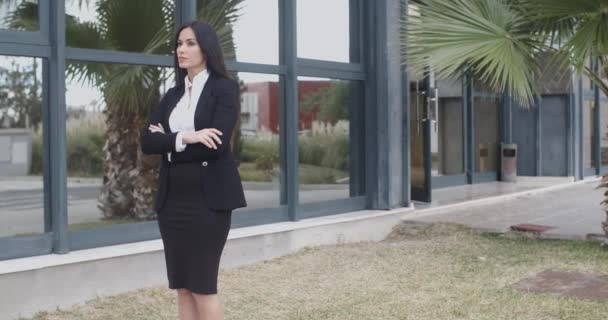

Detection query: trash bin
(500, 143), (517, 182)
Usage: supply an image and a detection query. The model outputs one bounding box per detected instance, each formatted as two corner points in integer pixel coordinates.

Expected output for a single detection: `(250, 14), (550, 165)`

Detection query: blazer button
(202, 161), (208, 167)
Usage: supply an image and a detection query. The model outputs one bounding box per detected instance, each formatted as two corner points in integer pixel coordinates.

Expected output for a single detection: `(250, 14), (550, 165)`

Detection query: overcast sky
(0, 0), (350, 110)
(63, 0), (350, 109)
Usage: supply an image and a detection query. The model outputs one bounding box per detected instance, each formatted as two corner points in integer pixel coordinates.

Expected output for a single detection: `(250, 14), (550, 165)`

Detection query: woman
(141, 21), (247, 320)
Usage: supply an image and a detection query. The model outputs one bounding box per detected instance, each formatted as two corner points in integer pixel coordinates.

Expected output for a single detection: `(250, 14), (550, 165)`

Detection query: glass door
(410, 72), (436, 202)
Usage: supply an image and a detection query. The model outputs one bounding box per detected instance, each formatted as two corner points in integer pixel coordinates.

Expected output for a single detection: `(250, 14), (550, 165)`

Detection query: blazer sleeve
(140, 88), (179, 155)
(169, 79), (239, 163)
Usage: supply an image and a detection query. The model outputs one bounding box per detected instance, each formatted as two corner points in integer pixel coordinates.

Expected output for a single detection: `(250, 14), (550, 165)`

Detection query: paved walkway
(405, 178), (605, 240)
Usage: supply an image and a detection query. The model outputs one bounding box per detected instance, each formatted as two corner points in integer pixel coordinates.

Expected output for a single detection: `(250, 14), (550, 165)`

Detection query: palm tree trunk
(97, 107), (139, 219)
(98, 104), (161, 220)
(132, 114), (161, 220)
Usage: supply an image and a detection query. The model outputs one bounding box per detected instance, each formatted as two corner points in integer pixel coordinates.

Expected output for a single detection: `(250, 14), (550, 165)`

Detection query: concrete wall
(512, 103), (537, 176)
(473, 97), (499, 172)
(0, 208), (412, 320)
(0, 129), (33, 176)
(440, 98), (464, 175)
(541, 96), (568, 176)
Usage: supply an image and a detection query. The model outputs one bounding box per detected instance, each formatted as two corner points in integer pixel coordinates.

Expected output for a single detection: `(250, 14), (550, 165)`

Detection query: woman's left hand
(148, 123), (165, 134)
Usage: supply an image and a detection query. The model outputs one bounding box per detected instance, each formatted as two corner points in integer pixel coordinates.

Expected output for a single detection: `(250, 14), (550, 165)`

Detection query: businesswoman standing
(141, 21), (246, 320)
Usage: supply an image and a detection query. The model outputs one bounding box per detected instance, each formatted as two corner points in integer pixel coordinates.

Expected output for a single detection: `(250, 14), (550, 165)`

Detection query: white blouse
(167, 69), (210, 161)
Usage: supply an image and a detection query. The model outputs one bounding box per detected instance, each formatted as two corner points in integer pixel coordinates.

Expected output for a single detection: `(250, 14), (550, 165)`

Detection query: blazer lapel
(194, 74), (214, 130)
(164, 86), (184, 133)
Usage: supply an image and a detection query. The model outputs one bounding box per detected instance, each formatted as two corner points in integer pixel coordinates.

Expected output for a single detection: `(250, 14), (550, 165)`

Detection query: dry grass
(23, 223), (608, 320)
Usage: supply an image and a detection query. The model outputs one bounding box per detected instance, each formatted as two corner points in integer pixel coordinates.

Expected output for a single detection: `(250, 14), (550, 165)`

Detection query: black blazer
(140, 72), (247, 212)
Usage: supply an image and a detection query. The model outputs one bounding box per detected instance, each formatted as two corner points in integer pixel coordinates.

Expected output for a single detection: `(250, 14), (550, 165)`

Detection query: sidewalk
(404, 177), (605, 240)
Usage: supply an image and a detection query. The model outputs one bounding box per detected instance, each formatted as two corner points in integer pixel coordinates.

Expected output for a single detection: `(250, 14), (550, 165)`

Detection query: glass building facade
(0, 0), (601, 261)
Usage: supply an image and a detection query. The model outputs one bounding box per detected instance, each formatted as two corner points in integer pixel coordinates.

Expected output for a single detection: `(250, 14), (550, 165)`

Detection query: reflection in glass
(65, 0), (175, 54)
(0, 55), (44, 238)
(433, 78), (464, 176)
(582, 61), (596, 169)
(297, 0), (351, 62)
(65, 61), (174, 230)
(409, 76), (426, 190)
(473, 96), (499, 173)
(297, 77), (363, 203)
(202, 0), (278, 64)
(0, 0), (39, 31)
(234, 73), (282, 210)
(601, 63), (608, 166)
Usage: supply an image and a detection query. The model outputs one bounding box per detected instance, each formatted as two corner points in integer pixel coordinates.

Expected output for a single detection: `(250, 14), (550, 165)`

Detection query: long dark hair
(174, 21), (231, 87)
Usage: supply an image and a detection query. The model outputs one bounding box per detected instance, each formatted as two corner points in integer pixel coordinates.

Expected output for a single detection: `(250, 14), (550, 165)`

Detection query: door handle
(415, 81), (421, 134)
(427, 88), (439, 132)
(433, 87), (439, 132)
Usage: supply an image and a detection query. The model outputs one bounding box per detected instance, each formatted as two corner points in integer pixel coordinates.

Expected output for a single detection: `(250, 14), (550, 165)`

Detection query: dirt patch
(513, 270), (608, 300)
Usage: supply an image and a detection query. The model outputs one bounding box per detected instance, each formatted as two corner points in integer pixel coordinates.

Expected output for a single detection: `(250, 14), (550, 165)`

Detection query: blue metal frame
(48, 0), (69, 254)
(401, 0), (411, 206)
(432, 174), (468, 189)
(594, 62), (603, 175)
(464, 72), (474, 184)
(0, 234), (53, 260)
(0, 0), (49, 46)
(0, 0), (374, 259)
(279, 0), (300, 221)
(299, 197), (367, 219)
(536, 96), (543, 176)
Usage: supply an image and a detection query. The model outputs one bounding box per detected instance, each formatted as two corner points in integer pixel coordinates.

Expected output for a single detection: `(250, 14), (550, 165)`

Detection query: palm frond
(197, 0), (244, 61)
(3, 1), (37, 31)
(404, 0), (544, 106)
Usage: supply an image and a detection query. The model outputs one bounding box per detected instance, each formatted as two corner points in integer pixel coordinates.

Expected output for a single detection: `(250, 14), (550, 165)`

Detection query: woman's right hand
(182, 128), (223, 149)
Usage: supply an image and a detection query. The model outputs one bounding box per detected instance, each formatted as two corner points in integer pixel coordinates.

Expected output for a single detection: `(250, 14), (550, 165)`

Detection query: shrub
(241, 139), (278, 163)
(30, 130), (43, 175)
(321, 135), (349, 171)
(29, 115), (105, 177)
(299, 134), (349, 170)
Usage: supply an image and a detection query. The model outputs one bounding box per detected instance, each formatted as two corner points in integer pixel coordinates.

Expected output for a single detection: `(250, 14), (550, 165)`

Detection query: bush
(298, 137), (325, 167)
(29, 115), (105, 177)
(241, 139), (278, 163)
(30, 131), (43, 175)
(66, 130), (104, 176)
(321, 135), (349, 171)
(299, 134), (349, 171)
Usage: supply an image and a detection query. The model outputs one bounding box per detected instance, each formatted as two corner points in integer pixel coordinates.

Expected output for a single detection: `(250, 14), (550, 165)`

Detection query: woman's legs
(193, 293), (224, 320)
(177, 289), (199, 320)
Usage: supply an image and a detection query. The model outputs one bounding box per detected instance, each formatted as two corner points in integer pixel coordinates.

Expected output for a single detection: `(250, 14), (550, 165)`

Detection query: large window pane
(65, 61), (174, 230)
(297, 0), (352, 62)
(234, 72), (282, 211)
(65, 0), (175, 54)
(297, 77), (364, 203)
(473, 96), (500, 173)
(601, 62), (608, 167)
(434, 78), (464, 176)
(583, 63), (596, 169)
(0, 55), (44, 238)
(198, 0), (278, 65)
(0, 0), (39, 31)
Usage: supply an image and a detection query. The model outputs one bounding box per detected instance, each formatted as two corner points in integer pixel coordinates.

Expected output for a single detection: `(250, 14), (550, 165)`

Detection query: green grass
(21, 222), (608, 320)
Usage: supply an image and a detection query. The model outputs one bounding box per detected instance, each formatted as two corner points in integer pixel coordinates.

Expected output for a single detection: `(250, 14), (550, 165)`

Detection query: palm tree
(5, 0), (243, 220)
(403, 0), (608, 243)
(404, 0), (608, 105)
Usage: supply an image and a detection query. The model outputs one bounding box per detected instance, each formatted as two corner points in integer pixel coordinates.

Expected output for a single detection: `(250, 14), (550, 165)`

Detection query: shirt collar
(184, 69), (210, 89)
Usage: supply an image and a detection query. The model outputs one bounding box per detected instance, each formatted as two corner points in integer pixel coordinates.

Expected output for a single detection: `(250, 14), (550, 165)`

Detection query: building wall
(540, 96), (568, 176)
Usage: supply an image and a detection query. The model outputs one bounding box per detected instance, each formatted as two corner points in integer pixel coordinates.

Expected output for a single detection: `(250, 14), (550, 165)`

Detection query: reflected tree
(4, 0), (242, 220)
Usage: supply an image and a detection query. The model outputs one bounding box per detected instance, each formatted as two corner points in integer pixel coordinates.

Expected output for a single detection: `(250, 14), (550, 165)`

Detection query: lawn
(22, 223), (608, 320)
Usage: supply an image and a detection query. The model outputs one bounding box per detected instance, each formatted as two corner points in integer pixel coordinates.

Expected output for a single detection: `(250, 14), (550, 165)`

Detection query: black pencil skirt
(157, 161), (232, 295)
